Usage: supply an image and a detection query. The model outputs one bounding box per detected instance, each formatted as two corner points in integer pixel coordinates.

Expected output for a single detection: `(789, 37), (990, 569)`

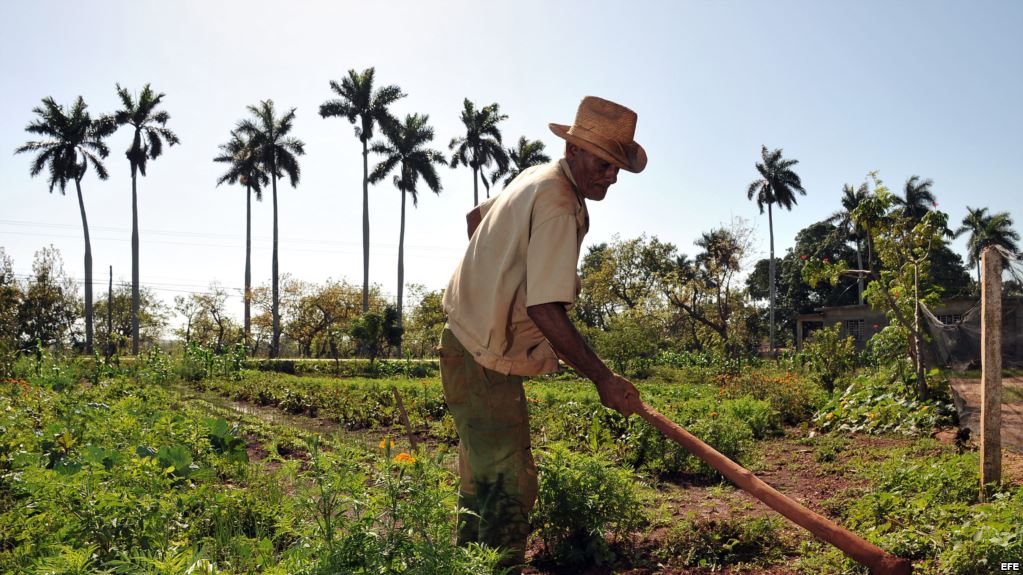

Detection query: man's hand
(526, 302), (641, 417)
(595, 373), (640, 417)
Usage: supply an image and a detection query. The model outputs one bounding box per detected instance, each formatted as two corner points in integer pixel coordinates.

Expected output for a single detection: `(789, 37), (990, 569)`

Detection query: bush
(813, 372), (955, 436)
(532, 444), (646, 566)
(657, 515), (788, 568)
(802, 323), (857, 394)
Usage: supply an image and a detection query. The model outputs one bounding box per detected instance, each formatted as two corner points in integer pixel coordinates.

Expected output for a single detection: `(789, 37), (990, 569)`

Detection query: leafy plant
(531, 444), (646, 567)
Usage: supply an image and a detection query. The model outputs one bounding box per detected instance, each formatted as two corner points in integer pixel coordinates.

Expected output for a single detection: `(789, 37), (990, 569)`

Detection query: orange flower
(393, 452), (416, 464)
(379, 438), (395, 450)
(709, 411), (719, 418)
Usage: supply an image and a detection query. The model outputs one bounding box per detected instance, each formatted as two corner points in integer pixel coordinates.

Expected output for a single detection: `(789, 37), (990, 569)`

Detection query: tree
(110, 83), (179, 355)
(17, 246), (79, 350)
(0, 249), (23, 353)
(214, 129), (268, 347)
(747, 220), (859, 344)
(449, 99), (508, 206)
(828, 183), (870, 302)
(805, 172), (948, 400)
(403, 284), (446, 358)
(370, 114), (446, 356)
(320, 68), (405, 313)
(285, 279), (367, 358)
(173, 284), (237, 352)
(575, 234), (674, 330)
(895, 175), (937, 226)
(661, 222), (755, 354)
(493, 136), (551, 188)
(350, 305), (403, 367)
(746, 145), (806, 354)
(236, 100), (305, 358)
(16, 96), (116, 353)
(954, 207), (1021, 283)
(94, 283), (169, 355)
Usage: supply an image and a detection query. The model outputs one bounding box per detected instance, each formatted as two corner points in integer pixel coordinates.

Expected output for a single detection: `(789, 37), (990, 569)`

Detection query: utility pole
(980, 246), (1002, 498)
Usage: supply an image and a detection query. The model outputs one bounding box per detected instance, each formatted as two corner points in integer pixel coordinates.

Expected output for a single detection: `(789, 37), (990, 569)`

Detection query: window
(844, 319), (865, 342)
(936, 314), (962, 326)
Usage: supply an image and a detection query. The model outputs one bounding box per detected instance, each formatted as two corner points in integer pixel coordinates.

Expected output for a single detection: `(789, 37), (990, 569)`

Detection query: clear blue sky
(2, 0), (1021, 323)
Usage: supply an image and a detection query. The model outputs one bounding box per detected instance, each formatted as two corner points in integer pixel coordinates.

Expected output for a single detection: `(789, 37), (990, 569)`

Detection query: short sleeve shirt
(443, 159), (589, 376)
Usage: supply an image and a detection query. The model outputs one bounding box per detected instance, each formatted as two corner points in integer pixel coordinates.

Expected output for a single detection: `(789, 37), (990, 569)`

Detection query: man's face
(566, 144), (620, 201)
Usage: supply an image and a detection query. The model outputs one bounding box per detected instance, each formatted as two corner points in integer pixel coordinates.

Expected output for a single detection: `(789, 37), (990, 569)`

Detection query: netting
(923, 298), (1023, 371)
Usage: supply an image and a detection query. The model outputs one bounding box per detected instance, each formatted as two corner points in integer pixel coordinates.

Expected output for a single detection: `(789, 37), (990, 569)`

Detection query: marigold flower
(826, 412), (834, 420)
(709, 411), (719, 418)
(393, 452), (416, 464)
(379, 439), (394, 449)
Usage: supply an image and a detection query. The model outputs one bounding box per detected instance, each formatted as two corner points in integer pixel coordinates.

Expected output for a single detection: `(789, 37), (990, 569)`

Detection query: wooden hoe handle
(634, 402), (913, 575)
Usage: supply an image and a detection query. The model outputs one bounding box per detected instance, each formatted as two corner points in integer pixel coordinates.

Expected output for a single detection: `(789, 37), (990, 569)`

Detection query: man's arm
(466, 206), (483, 239)
(526, 302), (639, 416)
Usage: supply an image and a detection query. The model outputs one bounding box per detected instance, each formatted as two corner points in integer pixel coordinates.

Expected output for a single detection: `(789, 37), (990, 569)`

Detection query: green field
(2, 352), (1021, 574)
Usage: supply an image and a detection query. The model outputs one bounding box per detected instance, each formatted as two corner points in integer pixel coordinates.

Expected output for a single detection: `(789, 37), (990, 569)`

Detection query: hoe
(635, 401), (914, 575)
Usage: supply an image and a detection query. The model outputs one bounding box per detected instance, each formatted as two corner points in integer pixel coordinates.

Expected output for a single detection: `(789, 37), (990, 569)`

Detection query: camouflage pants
(439, 327), (537, 571)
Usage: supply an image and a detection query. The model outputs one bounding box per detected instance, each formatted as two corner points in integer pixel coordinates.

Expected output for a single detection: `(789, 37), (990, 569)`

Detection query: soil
(949, 375), (1023, 452)
(173, 382), (1023, 575)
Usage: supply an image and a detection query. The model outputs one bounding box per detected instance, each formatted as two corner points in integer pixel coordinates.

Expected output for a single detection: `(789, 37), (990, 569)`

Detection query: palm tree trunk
(855, 238), (864, 303)
(106, 265), (113, 359)
(472, 166), (479, 207)
(131, 162), (140, 355)
(768, 202), (776, 355)
(271, 173), (280, 358)
(75, 177), (93, 354)
(362, 138), (371, 313)
(244, 183), (252, 347)
(397, 186), (406, 358)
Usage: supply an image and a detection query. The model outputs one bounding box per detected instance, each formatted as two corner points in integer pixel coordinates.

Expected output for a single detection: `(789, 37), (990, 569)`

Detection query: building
(796, 297), (1023, 368)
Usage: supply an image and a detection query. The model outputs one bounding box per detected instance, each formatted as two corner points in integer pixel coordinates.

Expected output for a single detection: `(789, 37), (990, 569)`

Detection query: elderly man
(439, 95), (646, 569)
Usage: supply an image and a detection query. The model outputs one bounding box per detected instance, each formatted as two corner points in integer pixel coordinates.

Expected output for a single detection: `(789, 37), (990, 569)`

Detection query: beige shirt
(443, 159), (589, 376)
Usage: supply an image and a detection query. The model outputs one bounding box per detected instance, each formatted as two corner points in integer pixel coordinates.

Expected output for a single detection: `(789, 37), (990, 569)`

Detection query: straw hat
(549, 96), (647, 173)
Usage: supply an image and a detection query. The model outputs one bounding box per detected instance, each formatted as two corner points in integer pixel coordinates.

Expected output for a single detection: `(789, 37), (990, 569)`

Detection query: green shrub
(657, 514), (788, 569)
(814, 372), (955, 436)
(532, 444), (646, 567)
(802, 323), (858, 394)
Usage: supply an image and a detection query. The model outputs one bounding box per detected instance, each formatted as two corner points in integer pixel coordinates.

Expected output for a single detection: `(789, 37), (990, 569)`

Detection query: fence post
(980, 246), (1002, 498)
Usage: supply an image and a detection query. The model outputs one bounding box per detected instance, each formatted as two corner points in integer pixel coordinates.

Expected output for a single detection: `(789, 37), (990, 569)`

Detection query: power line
(0, 219), (463, 253)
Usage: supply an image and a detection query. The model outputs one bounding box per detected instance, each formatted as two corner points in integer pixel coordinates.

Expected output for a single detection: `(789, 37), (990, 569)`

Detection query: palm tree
(16, 96), (116, 354)
(492, 136), (551, 188)
(369, 114), (446, 355)
(896, 175), (937, 225)
(236, 100), (305, 358)
(110, 83), (179, 355)
(954, 207), (1021, 283)
(449, 99), (508, 206)
(746, 145), (806, 354)
(319, 68), (405, 313)
(828, 183), (869, 301)
(214, 130), (268, 346)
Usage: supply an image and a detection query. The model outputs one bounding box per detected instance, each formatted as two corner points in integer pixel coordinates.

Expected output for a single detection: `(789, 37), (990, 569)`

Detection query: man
(439, 95), (646, 569)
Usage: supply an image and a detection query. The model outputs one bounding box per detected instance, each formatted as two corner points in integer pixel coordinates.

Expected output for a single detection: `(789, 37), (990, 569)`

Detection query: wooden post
(980, 246), (1002, 496)
(106, 266), (114, 359)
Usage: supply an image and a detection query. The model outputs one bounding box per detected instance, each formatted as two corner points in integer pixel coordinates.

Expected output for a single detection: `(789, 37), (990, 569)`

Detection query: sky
(2, 0), (1021, 326)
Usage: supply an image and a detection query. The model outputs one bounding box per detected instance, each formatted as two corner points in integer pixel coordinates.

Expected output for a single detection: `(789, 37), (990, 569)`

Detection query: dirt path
(949, 376), (1023, 452)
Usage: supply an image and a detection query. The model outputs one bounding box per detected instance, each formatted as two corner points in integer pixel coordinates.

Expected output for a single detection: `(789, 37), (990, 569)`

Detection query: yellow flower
(393, 452), (416, 465)
(826, 412), (834, 420)
(379, 438), (394, 450)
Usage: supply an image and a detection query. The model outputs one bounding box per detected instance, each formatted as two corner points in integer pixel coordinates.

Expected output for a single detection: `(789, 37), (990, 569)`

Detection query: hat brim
(549, 123), (647, 174)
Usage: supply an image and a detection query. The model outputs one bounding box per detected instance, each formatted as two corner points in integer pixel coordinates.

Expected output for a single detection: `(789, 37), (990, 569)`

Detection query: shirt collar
(558, 158), (587, 206)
